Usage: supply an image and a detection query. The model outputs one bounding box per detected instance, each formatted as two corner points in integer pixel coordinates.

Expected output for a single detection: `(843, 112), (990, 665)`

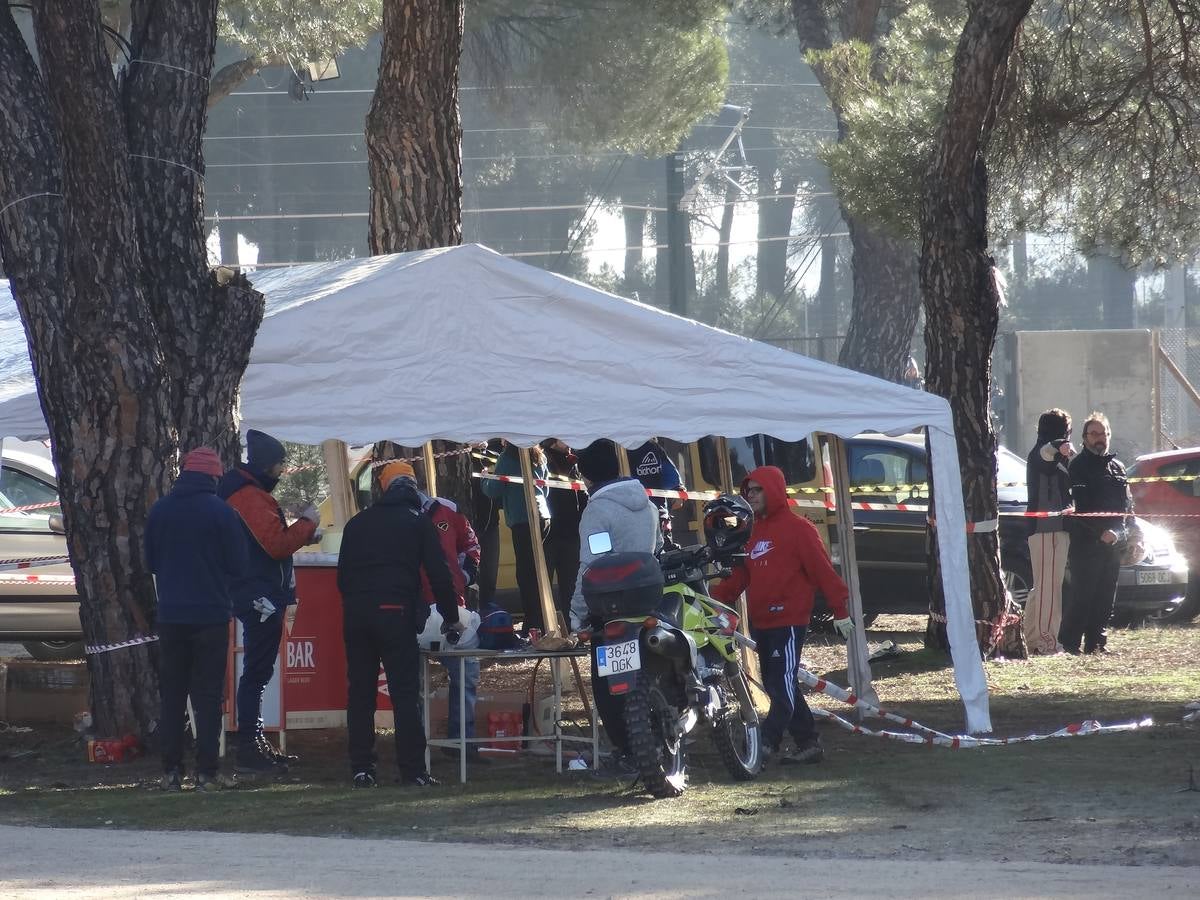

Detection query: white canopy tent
(0, 244), (990, 732)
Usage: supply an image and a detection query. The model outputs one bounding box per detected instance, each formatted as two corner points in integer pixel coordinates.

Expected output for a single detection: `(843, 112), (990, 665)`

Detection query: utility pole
(666, 149), (688, 317)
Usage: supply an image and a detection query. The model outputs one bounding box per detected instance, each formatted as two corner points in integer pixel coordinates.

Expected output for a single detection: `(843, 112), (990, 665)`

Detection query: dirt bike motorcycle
(579, 495), (762, 798)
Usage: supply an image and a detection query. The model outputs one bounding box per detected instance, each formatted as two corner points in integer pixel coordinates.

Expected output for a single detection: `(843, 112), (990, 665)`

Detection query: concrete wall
(1010, 329), (1155, 462)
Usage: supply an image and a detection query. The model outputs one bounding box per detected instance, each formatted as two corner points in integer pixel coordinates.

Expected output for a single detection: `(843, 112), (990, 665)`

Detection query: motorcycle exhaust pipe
(646, 626), (689, 659)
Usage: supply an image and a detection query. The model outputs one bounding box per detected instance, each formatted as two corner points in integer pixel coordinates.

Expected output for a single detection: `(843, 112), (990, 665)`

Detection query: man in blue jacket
(145, 448), (248, 792)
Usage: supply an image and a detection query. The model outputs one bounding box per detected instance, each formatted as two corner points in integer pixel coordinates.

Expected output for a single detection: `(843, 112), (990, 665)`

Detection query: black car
(826, 435), (1187, 624)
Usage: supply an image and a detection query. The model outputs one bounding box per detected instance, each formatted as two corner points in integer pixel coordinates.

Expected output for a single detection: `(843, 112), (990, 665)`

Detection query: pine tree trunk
(623, 203), (646, 290)
(715, 181), (739, 301)
(792, 1), (922, 383)
(921, 0), (1032, 657)
(367, 0), (469, 507)
(367, 0), (465, 254)
(0, 4), (264, 735)
(1088, 250), (1136, 329)
(755, 172), (799, 302)
(837, 224), (920, 380)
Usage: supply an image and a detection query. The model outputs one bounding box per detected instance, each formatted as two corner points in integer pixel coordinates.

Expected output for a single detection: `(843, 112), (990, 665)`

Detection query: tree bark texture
(622, 203), (646, 291)
(920, 0), (1033, 657)
(367, 0), (465, 254)
(836, 224), (921, 379)
(755, 172), (799, 302)
(0, 4), (264, 735)
(793, 0), (922, 383)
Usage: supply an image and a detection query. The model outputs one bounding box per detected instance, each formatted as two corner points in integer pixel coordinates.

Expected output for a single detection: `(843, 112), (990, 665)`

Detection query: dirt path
(1, 825), (1197, 899)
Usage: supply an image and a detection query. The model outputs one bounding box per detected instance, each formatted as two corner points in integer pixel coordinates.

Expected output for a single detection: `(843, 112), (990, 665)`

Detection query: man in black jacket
(1062, 412), (1133, 654)
(337, 461), (461, 787)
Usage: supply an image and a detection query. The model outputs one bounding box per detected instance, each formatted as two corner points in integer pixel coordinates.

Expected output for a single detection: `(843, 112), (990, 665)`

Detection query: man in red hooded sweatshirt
(711, 465), (853, 764)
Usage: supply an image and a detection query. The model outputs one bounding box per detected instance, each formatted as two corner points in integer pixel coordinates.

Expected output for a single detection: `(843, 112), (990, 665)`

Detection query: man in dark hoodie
(712, 465), (851, 765)
(338, 461), (461, 787)
(218, 429), (319, 773)
(1062, 412), (1133, 654)
(146, 448), (248, 792)
(1025, 408), (1075, 654)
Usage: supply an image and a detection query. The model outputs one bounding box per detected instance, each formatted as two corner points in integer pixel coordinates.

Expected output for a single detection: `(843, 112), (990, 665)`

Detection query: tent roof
(0, 244), (954, 447)
(0, 243), (990, 732)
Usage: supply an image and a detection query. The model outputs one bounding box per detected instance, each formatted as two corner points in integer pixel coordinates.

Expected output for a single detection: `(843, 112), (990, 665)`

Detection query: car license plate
(1137, 570), (1172, 585)
(596, 639), (641, 678)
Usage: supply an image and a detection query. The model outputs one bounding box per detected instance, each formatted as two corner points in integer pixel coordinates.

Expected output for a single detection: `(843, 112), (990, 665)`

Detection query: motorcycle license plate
(596, 639), (641, 677)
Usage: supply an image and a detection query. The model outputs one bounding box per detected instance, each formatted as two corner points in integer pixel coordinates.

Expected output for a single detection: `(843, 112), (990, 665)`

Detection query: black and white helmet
(702, 493), (754, 555)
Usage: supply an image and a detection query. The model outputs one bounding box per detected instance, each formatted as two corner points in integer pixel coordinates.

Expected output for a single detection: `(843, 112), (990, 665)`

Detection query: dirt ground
(2, 616), (1200, 874)
(3, 824), (1199, 899)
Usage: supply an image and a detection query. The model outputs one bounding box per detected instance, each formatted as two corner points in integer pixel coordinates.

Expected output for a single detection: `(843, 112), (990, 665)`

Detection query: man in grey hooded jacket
(568, 439), (662, 764)
(569, 440), (663, 632)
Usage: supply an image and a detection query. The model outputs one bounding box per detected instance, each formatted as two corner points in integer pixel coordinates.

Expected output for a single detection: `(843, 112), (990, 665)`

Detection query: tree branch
(208, 57), (260, 108)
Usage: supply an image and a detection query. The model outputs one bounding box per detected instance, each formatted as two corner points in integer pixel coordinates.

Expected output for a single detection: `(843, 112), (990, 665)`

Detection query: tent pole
(518, 446), (560, 638)
(617, 446), (631, 478)
(320, 439), (354, 526)
(422, 442), (438, 498)
(714, 438), (764, 700)
(827, 434), (880, 715)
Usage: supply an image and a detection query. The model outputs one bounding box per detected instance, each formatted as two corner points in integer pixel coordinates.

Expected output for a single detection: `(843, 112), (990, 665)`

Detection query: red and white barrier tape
(812, 705), (1152, 747)
(85, 633), (159, 656)
(796, 666), (1153, 747)
(0, 573), (75, 585)
(0, 500), (59, 514)
(0, 554), (69, 571)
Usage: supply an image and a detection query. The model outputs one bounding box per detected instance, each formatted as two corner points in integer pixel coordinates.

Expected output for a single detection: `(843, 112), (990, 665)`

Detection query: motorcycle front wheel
(711, 671), (763, 781)
(624, 672), (687, 798)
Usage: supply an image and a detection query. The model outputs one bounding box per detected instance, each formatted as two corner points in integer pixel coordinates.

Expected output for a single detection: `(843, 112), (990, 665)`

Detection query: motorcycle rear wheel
(711, 672), (762, 781)
(624, 673), (687, 798)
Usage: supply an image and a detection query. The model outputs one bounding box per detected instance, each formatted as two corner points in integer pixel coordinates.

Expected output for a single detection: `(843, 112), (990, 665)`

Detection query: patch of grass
(2, 618), (1200, 866)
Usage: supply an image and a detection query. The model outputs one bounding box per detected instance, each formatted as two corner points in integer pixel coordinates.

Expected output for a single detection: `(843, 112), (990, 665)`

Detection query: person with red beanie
(710, 465), (852, 765)
(145, 447), (247, 791)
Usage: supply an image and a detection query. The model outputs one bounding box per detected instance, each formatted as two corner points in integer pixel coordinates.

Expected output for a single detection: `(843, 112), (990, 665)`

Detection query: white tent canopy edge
(0, 243), (990, 733)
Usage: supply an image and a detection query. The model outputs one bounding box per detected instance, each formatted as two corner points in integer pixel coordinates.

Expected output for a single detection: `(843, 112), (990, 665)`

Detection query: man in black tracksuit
(337, 468), (461, 787)
(1062, 412), (1133, 654)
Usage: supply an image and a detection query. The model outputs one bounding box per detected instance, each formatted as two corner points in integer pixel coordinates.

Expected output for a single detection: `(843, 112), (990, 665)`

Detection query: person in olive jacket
(1062, 412), (1133, 655)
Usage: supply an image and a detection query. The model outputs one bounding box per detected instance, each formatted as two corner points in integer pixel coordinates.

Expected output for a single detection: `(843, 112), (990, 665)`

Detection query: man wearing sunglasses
(711, 465), (852, 765)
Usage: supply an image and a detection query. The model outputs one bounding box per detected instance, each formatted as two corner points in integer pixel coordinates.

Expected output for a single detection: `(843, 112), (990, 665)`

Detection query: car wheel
(1002, 561), (1032, 607)
(22, 639), (85, 661)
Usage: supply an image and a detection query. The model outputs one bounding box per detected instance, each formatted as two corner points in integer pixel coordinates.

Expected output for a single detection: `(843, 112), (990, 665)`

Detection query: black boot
(256, 727), (298, 767)
(235, 736), (281, 774)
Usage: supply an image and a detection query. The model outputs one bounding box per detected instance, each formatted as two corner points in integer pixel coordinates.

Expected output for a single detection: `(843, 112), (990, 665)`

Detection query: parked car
(0, 447), (81, 660)
(1126, 446), (1200, 623)
(820, 435), (1188, 625)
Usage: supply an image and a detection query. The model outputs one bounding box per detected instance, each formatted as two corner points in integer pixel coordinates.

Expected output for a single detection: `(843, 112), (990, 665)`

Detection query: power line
(239, 231), (852, 267)
(202, 123), (838, 141)
(228, 81), (828, 98)
(203, 193), (839, 223)
(206, 145), (826, 168)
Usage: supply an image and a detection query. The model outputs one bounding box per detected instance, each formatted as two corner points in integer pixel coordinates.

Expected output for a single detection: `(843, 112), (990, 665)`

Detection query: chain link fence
(1156, 328), (1200, 449)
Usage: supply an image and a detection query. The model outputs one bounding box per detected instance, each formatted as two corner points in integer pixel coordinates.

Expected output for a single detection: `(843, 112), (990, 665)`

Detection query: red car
(1128, 447), (1200, 622)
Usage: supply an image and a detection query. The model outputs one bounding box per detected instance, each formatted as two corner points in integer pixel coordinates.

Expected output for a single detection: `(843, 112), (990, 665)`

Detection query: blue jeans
(443, 656), (480, 740)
